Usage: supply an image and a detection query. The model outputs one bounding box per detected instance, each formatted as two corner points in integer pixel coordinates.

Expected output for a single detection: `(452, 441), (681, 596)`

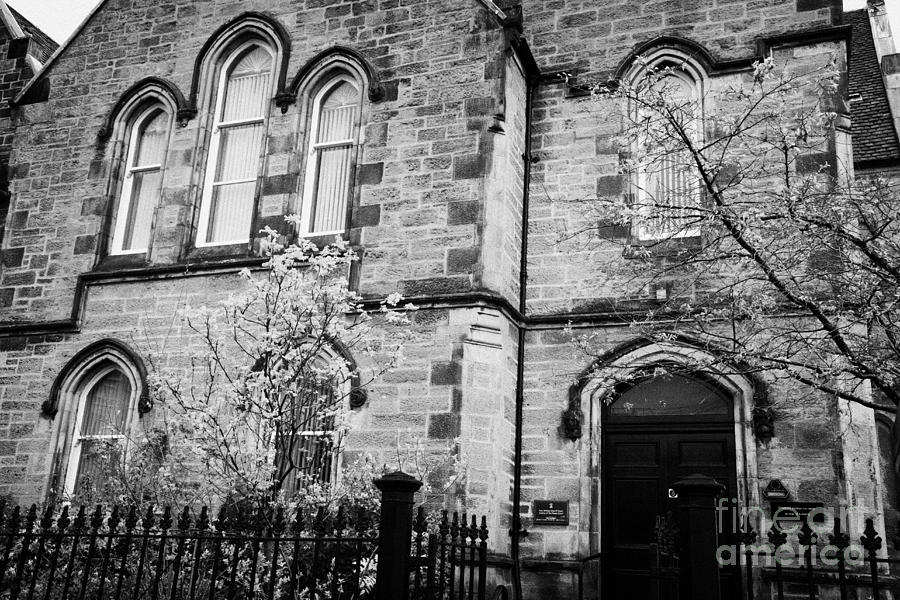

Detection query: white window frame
(196, 41), (276, 247)
(110, 106), (169, 255)
(62, 365), (137, 499)
(297, 74), (362, 237)
(631, 65), (705, 241)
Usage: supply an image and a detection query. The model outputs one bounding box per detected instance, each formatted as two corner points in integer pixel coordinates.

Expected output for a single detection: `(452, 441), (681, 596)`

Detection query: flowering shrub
(63, 223), (421, 509)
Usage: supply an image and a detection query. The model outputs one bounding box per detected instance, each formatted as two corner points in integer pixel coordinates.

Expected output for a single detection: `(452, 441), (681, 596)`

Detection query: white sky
(5, 0), (900, 50)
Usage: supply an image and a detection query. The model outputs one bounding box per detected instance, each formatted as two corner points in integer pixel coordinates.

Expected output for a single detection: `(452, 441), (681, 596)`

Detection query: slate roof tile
(846, 8), (900, 165)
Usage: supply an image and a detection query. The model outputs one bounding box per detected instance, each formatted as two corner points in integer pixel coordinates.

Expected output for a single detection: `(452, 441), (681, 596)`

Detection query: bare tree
(555, 55), (899, 413)
(127, 224), (415, 506)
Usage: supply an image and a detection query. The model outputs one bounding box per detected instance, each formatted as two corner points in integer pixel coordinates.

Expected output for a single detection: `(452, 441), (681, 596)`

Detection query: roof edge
(0, 0), (40, 73)
(13, 0), (111, 106)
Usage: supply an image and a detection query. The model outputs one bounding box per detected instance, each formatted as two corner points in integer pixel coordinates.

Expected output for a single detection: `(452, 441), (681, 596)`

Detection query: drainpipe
(510, 70), (535, 600)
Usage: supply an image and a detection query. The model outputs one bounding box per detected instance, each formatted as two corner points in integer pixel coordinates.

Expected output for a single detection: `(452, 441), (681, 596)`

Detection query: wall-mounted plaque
(771, 502), (825, 532)
(533, 500), (569, 526)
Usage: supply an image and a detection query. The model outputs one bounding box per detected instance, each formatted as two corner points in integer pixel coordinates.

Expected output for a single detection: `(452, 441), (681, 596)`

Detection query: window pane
(312, 145), (352, 232)
(207, 180), (256, 242)
(317, 82), (358, 143)
(215, 123), (264, 182)
(610, 373), (731, 419)
(81, 370), (131, 436)
(638, 74), (700, 239)
(133, 110), (168, 167)
(277, 379), (337, 493)
(122, 169), (159, 251)
(221, 47), (272, 122)
(75, 438), (122, 497)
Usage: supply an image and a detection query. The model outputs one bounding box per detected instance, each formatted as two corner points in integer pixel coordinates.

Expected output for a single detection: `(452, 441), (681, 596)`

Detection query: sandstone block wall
(514, 0), (838, 76)
(0, 0), (526, 520)
(0, 4), (889, 598)
(1, 0), (521, 325)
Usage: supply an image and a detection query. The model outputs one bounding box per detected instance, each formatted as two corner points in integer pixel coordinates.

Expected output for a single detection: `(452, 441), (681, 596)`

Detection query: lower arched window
(62, 366), (135, 498)
(276, 379), (337, 493)
(270, 350), (350, 494)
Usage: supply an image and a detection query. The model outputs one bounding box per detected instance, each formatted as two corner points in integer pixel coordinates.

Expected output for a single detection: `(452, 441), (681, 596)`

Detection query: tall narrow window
(63, 367), (133, 498)
(198, 43), (274, 246)
(111, 108), (168, 254)
(634, 71), (702, 240)
(299, 76), (362, 236)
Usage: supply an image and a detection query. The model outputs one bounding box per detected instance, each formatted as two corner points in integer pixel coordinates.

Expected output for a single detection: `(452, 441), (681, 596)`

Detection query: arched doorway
(601, 369), (742, 599)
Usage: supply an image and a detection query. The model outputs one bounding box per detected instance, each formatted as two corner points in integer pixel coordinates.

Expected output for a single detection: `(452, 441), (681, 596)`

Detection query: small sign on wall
(533, 500), (569, 526)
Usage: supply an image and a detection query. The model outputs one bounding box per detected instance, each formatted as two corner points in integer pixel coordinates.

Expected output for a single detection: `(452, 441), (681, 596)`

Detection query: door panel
(603, 430), (741, 600)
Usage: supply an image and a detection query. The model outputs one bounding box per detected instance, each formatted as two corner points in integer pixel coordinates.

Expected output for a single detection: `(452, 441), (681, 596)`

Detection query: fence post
(374, 471), (423, 600)
(673, 474), (725, 600)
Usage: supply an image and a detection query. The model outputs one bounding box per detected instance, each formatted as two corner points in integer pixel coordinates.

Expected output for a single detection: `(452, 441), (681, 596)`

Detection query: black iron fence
(0, 473), (495, 600)
(0, 501), (377, 600)
(409, 507), (488, 600)
(740, 515), (900, 600)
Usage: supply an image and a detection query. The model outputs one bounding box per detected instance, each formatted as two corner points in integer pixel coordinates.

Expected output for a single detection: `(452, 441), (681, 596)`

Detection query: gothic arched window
(625, 51), (706, 240)
(198, 42), (276, 246)
(45, 340), (149, 503)
(272, 348), (354, 494)
(63, 366), (135, 498)
(297, 74), (363, 236)
(110, 106), (170, 255)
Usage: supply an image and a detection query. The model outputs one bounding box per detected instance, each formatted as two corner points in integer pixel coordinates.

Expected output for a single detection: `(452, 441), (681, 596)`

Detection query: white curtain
(207, 46), (272, 243)
(74, 370), (131, 494)
(309, 81), (358, 233)
(119, 109), (167, 252)
(641, 75), (699, 239)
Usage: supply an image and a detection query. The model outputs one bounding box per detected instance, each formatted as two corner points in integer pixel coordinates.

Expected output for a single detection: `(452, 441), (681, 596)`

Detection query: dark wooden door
(602, 428), (741, 599)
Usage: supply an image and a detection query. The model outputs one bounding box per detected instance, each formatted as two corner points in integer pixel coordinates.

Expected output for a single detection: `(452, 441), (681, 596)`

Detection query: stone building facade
(0, 3), (56, 248)
(0, 0), (897, 598)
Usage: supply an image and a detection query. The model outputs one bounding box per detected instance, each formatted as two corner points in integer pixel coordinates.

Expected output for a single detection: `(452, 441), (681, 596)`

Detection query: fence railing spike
(177, 505), (192, 531)
(740, 518), (757, 545)
(829, 516), (850, 550)
(141, 505), (154, 530)
(24, 504), (37, 530)
(90, 504), (103, 530)
(414, 505), (427, 534)
(215, 504), (228, 531)
(334, 504), (345, 534)
(40, 504), (54, 530)
(72, 505), (86, 531)
(159, 505), (173, 531)
(291, 504), (304, 535)
(861, 517), (883, 552)
(196, 505), (210, 531)
(767, 522), (787, 547)
(272, 505), (285, 534)
(124, 505), (137, 531)
(56, 505), (70, 531)
(440, 509), (450, 537)
(107, 504), (121, 531)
